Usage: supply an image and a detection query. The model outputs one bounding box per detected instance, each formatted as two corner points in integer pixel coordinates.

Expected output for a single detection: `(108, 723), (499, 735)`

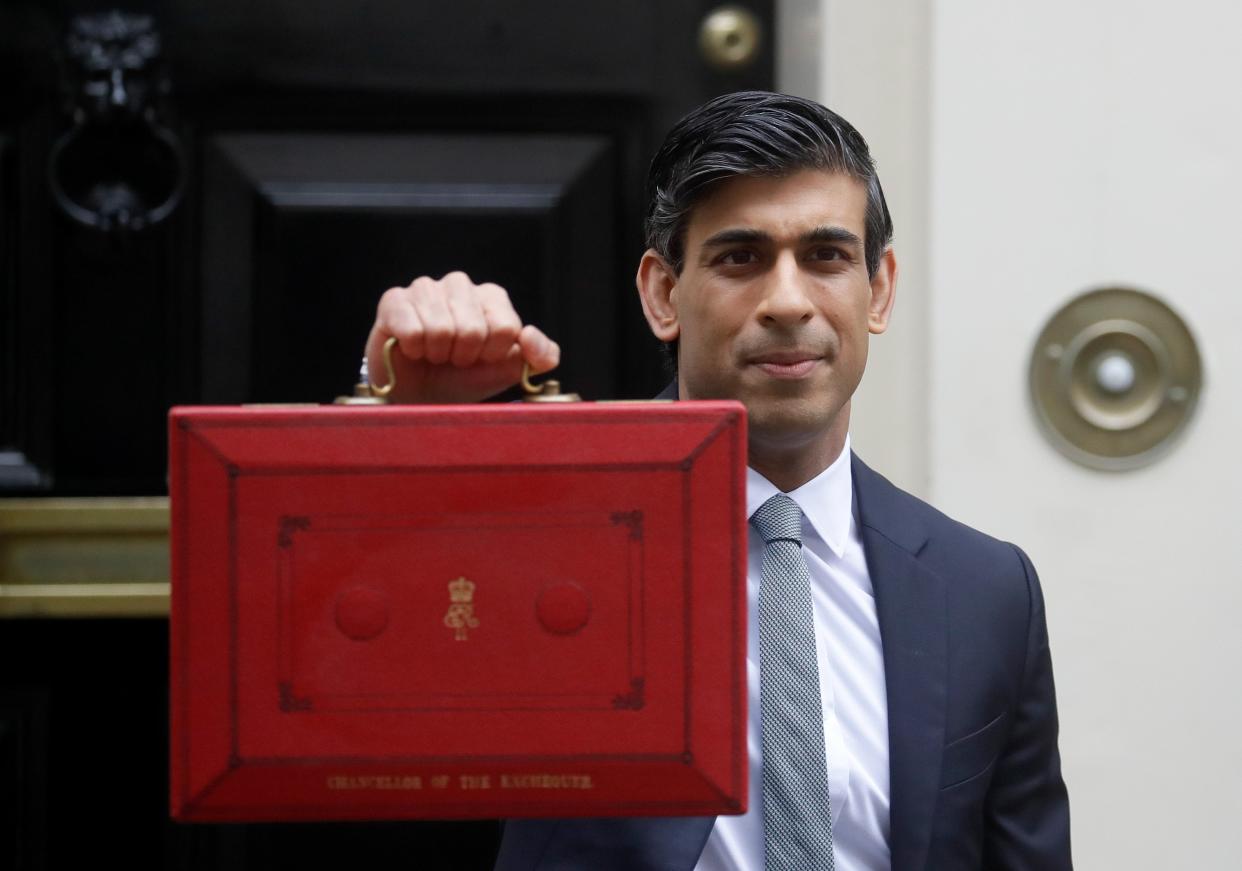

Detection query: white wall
(801, 0), (933, 497)
(806, 1), (1242, 866)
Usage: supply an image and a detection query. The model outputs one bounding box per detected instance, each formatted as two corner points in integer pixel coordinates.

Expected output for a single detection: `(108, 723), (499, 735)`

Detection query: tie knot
(749, 493), (804, 545)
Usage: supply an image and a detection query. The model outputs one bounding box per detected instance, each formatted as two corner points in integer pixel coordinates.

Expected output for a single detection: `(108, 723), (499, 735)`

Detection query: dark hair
(644, 91), (893, 278)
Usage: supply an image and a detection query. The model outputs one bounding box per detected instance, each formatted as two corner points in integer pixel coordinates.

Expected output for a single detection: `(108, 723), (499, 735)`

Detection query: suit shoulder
(851, 453), (1035, 589)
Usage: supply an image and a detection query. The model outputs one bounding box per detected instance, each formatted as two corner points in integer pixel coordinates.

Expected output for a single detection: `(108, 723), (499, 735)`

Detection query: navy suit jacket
(495, 450), (1072, 870)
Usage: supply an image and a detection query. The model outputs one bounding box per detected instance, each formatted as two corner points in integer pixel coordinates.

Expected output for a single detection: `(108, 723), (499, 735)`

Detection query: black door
(0, 2), (773, 867)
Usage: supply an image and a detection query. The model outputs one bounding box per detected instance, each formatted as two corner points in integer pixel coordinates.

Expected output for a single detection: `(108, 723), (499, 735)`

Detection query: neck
(747, 425), (848, 493)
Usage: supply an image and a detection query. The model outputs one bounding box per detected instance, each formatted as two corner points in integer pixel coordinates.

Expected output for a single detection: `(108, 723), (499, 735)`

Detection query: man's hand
(364, 272), (560, 404)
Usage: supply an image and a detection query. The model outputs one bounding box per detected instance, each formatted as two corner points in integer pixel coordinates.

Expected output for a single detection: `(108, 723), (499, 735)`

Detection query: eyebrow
(700, 225), (864, 251)
(804, 225), (864, 250)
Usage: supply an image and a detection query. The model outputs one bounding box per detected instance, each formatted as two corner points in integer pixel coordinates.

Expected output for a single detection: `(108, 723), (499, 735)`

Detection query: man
(366, 91), (1071, 870)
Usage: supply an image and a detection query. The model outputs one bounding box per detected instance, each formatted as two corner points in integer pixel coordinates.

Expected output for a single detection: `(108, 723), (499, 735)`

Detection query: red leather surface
(169, 402), (747, 821)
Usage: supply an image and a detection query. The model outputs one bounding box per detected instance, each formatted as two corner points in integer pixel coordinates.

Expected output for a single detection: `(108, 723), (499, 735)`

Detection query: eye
(810, 247), (845, 261)
(717, 249), (758, 266)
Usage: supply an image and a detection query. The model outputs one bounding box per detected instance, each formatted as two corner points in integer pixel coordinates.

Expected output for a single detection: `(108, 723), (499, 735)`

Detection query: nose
(756, 252), (814, 326)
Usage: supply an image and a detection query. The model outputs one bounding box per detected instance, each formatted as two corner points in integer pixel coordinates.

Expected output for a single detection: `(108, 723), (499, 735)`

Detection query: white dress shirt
(695, 437), (891, 871)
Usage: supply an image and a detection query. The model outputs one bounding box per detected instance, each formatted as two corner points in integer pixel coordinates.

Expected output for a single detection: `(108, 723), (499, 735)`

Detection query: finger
(443, 274), (489, 368)
(409, 276), (455, 365)
(477, 283), (522, 364)
(517, 325), (560, 375)
(373, 286), (425, 369)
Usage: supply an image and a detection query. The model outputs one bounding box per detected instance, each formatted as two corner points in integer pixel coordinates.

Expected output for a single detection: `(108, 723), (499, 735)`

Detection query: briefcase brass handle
(521, 363), (581, 403)
(337, 337), (581, 404)
(336, 336), (399, 405)
(370, 336), (398, 398)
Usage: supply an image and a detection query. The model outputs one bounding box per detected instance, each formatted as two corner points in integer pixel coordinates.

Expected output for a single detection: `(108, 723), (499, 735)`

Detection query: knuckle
(479, 282), (515, 308)
(378, 286), (405, 311)
(424, 325), (453, 346)
(377, 299), (417, 335)
(456, 326), (486, 346)
(409, 276), (438, 297)
(489, 322), (519, 343)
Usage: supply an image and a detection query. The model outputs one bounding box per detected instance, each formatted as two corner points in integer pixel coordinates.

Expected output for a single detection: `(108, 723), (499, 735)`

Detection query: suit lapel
(852, 455), (947, 871)
(643, 395), (948, 868)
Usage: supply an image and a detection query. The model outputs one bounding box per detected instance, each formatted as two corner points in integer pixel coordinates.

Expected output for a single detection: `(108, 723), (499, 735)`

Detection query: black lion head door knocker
(48, 10), (186, 234)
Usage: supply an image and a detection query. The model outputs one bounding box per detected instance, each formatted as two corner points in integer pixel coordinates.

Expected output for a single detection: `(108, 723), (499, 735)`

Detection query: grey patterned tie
(751, 493), (835, 870)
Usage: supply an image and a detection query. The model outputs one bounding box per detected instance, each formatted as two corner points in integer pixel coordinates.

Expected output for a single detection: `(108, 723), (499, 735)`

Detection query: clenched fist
(364, 272), (560, 404)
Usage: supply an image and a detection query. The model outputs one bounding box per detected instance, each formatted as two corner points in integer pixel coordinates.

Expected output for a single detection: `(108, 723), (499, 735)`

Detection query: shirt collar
(745, 435), (854, 558)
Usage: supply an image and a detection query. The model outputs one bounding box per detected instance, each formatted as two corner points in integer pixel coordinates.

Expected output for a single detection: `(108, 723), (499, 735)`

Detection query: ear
(867, 247), (898, 335)
(635, 249), (681, 342)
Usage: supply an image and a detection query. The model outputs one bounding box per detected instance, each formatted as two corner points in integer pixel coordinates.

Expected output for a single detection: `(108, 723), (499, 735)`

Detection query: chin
(746, 403), (840, 449)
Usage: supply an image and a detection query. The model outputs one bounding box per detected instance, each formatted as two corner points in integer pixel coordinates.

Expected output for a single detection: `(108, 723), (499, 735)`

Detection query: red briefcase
(169, 400), (746, 821)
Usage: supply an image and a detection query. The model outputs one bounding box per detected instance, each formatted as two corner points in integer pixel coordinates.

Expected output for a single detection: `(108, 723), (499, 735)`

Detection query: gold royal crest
(443, 576), (479, 641)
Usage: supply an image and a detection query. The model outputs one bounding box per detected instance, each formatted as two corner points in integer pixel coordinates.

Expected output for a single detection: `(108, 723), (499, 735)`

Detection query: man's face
(638, 169), (895, 471)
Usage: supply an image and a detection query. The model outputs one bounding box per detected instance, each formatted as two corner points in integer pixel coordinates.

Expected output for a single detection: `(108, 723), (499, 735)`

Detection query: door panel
(201, 132), (617, 404)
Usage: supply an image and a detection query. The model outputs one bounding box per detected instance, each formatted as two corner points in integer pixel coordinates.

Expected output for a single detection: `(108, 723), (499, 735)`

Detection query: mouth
(747, 351), (824, 379)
